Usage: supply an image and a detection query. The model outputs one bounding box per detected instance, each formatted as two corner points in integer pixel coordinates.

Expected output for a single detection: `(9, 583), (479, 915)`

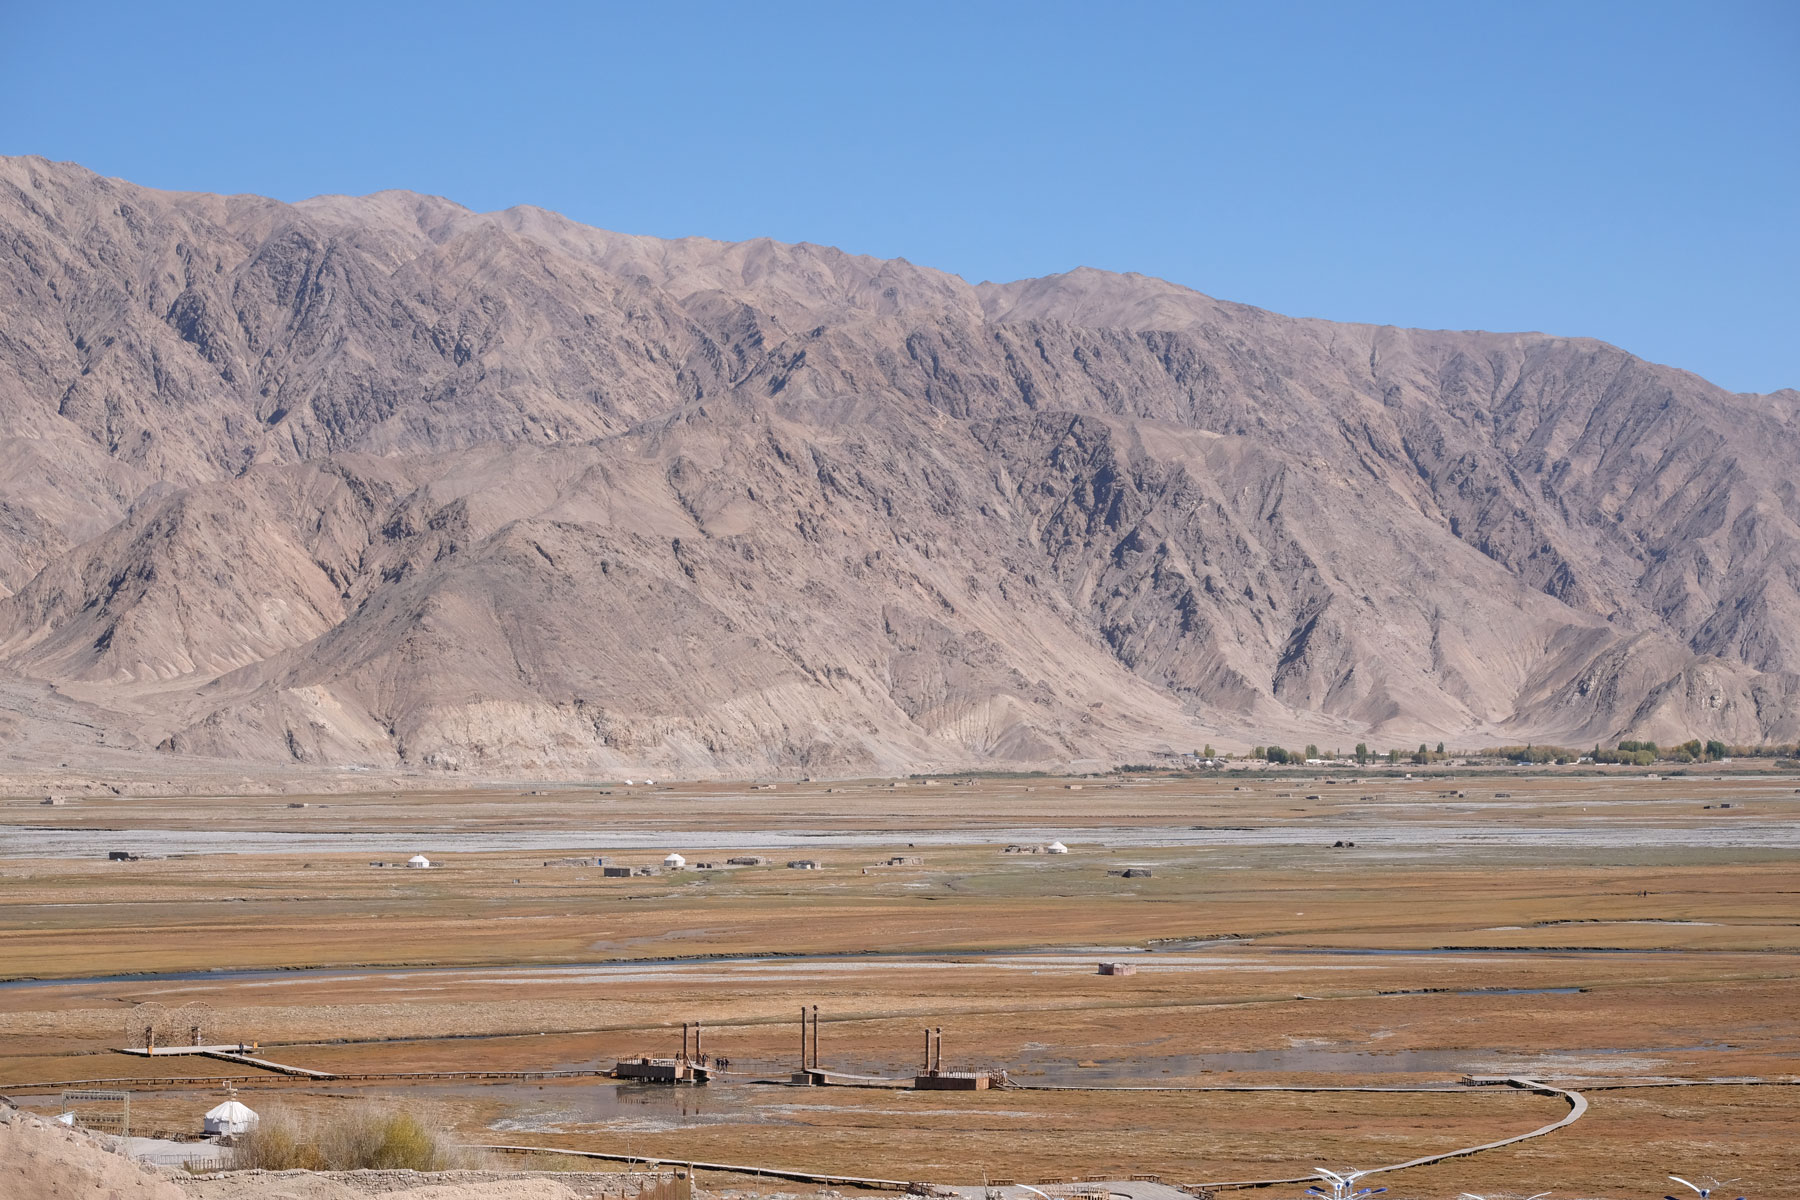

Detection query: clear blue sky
(4, 1), (1796, 393)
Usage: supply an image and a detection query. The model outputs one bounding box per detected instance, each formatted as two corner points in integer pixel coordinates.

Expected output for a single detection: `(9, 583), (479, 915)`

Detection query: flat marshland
(1, 772), (1796, 1196)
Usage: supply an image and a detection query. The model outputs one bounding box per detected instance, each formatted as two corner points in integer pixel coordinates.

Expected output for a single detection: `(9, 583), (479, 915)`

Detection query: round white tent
(663, 852), (686, 869)
(407, 854), (431, 868)
(1046, 841), (1069, 854)
(203, 1099), (259, 1135)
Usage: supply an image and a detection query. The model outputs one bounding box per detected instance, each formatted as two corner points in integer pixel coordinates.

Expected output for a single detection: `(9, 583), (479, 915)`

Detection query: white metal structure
(1305, 1168), (1385, 1200)
(1667, 1175), (1745, 1200)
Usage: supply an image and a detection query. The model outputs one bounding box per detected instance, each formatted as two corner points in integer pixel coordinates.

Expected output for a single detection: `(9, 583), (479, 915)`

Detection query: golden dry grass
(2, 772), (1796, 1195)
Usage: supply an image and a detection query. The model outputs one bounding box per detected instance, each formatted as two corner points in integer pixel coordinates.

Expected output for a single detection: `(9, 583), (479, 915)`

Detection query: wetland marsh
(2, 771), (1795, 1195)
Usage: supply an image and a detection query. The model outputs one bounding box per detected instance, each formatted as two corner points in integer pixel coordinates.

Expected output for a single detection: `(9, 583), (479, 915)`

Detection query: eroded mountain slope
(0, 156), (1794, 775)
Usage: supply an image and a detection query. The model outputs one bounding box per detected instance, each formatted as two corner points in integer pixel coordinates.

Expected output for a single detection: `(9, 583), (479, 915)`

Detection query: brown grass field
(1, 770), (1796, 1197)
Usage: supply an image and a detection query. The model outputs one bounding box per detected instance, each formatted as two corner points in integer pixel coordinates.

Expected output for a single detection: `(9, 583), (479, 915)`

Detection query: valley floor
(2, 771), (1796, 1197)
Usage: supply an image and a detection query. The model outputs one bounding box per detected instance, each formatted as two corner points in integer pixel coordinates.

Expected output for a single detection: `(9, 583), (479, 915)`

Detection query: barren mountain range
(0, 155), (1796, 779)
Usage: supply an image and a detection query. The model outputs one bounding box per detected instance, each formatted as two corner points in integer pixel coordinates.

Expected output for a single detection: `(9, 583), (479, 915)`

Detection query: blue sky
(4, 1), (1795, 393)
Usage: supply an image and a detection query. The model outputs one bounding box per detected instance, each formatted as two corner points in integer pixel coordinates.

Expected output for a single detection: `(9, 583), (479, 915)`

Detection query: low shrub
(232, 1104), (465, 1172)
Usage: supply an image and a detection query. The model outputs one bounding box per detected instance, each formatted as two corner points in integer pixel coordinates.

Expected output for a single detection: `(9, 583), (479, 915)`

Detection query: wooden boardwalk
(16, 1064), (1790, 1193)
(1193, 1077), (1587, 1191)
(795, 1067), (912, 1088)
(204, 1051), (334, 1078)
(472, 1143), (916, 1190)
(5, 1068), (602, 1093)
(1015, 1082), (1467, 1093)
(118, 1045), (249, 1056)
(116, 1045), (334, 1078)
(465, 1078), (1594, 1194)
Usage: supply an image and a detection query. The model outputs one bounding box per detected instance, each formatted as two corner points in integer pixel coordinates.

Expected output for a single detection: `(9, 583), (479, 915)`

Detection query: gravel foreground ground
(0, 1102), (676, 1200)
(1, 1103), (185, 1200)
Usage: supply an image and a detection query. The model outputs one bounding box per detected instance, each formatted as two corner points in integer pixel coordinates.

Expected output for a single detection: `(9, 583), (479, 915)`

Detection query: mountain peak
(0, 158), (1794, 776)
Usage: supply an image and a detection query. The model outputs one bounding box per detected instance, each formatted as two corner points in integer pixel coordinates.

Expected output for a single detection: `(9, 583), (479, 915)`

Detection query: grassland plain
(1, 772), (1796, 1197)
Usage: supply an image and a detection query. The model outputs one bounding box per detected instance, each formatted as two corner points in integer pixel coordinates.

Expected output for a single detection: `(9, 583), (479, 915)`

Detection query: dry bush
(231, 1106), (323, 1171)
(323, 1103), (461, 1171)
(231, 1103), (465, 1172)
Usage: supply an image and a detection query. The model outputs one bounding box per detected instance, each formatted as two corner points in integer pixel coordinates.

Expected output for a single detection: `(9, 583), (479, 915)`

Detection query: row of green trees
(1590, 738), (1726, 764)
(1249, 743), (1324, 764)
(1187, 737), (1796, 768)
(1711, 742), (1800, 758)
(1244, 741), (1449, 765)
(1483, 738), (1787, 765)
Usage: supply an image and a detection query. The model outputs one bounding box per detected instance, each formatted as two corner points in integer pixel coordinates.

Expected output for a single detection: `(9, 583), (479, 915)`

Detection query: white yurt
(203, 1100), (259, 1135)
(407, 854), (431, 869)
(663, 852), (687, 869)
(1046, 841), (1070, 854)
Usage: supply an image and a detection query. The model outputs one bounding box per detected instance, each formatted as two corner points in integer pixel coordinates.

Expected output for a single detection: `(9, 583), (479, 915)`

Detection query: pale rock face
(0, 155), (1795, 777)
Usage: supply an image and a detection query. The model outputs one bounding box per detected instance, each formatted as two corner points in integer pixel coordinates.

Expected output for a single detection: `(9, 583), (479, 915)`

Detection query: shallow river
(4, 819), (1796, 858)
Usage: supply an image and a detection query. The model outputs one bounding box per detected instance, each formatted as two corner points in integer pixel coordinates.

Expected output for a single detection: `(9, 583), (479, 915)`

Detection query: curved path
(3, 1068), (600, 1092)
(463, 1078), (1591, 1194)
(1012, 1083), (1465, 1093)
(470, 1145), (915, 1190)
(25, 1067), (1790, 1192)
(1193, 1077), (1587, 1192)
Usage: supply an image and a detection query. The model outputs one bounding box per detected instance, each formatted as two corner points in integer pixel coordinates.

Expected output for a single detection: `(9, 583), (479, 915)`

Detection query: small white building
(663, 852), (687, 869)
(1046, 841), (1070, 854)
(407, 854), (432, 869)
(203, 1100), (259, 1136)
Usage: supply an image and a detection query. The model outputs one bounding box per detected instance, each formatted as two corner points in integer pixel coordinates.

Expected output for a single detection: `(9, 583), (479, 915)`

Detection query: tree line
(1244, 741), (1446, 765)
(1190, 738), (1796, 767)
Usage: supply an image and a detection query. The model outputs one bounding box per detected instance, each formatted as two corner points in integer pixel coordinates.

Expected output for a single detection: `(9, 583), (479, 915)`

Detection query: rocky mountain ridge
(0, 155), (1795, 776)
